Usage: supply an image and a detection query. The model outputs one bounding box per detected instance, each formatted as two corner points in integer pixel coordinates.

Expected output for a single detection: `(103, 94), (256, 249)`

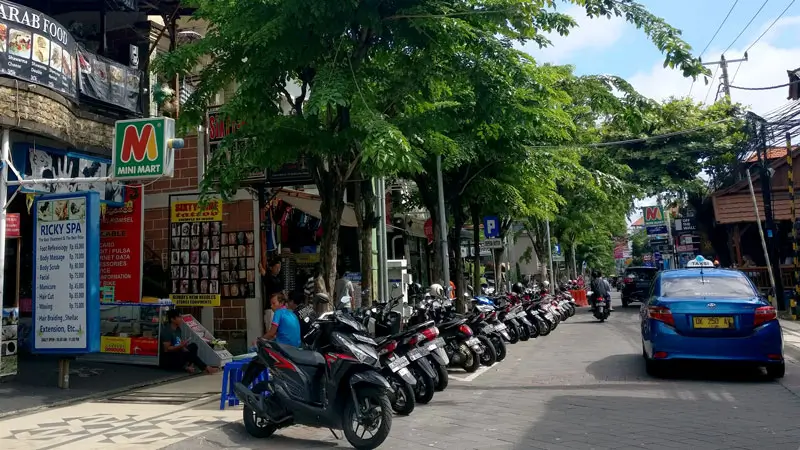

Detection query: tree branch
(384, 9), (511, 21)
(458, 161), (495, 196)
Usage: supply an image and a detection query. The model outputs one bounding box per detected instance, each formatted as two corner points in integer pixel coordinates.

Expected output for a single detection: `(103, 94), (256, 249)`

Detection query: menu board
(100, 185), (143, 303)
(33, 191), (101, 353)
(77, 48), (141, 113)
(0, 1), (78, 99)
(169, 199), (222, 306)
(220, 231), (256, 298)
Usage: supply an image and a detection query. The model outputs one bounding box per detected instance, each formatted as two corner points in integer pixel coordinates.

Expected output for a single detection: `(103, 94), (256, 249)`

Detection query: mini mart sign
(113, 117), (177, 180)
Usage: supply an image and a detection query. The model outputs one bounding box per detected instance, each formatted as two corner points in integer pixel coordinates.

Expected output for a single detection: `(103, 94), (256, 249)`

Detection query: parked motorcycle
(236, 308), (393, 449)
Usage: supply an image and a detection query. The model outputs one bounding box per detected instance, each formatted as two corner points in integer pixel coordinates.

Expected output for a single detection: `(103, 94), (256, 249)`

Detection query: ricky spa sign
(32, 191), (101, 354)
(112, 117), (177, 180)
(0, 1), (78, 99)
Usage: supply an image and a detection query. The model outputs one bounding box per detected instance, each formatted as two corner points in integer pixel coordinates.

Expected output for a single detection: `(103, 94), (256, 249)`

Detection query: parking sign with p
(483, 216), (499, 238)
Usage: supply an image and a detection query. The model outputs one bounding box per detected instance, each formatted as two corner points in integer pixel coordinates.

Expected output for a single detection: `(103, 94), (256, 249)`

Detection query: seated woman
(263, 292), (301, 347)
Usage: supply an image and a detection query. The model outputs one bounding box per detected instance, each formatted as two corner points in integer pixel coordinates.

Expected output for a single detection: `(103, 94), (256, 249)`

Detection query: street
(3, 295), (800, 450)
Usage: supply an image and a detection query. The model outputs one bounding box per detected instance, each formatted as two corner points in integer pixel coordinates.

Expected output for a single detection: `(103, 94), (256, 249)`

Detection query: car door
(641, 274), (661, 346)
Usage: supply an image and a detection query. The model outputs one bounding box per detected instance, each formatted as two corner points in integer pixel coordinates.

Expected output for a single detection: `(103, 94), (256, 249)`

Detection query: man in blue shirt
(264, 292), (301, 347)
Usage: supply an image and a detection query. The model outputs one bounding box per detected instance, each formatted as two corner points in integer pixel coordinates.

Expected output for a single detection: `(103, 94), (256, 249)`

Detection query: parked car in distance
(621, 267), (658, 307)
(640, 256), (784, 379)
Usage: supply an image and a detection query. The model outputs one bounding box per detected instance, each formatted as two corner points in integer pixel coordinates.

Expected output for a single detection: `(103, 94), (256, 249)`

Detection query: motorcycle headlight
(332, 332), (379, 367)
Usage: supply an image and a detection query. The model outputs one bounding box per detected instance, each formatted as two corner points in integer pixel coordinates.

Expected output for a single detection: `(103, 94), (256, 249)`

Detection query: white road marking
(447, 363), (498, 382)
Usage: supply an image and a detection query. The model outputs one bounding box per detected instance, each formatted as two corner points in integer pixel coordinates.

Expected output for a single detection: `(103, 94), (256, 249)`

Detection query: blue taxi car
(641, 256), (784, 378)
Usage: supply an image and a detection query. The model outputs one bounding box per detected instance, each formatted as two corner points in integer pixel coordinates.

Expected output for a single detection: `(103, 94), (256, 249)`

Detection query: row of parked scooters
(234, 282), (578, 450)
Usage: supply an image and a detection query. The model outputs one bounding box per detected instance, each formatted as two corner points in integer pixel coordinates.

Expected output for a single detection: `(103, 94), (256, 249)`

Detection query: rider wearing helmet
(512, 282), (525, 295)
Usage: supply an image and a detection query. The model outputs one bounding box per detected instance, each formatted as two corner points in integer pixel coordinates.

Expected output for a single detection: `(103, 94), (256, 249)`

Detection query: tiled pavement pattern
(3, 294), (800, 449)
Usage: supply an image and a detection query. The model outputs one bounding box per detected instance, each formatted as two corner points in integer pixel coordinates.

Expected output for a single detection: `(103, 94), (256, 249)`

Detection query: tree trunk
(354, 177), (375, 307)
(310, 160), (347, 313)
(451, 197), (466, 312)
(414, 174), (443, 284)
(471, 203), (481, 292)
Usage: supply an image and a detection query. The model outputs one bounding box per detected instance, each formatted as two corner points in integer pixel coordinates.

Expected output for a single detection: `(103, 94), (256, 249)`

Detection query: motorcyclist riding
(590, 271), (611, 312)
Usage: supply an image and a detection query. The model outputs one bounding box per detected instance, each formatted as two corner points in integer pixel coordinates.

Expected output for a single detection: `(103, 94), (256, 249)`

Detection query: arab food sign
(112, 117), (178, 180)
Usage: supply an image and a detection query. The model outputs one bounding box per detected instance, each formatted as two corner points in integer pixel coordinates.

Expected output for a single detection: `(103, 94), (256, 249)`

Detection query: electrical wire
(730, 0), (797, 84)
(689, 0), (740, 97)
(723, 0), (770, 54)
(703, 65), (720, 104)
(730, 79), (800, 91)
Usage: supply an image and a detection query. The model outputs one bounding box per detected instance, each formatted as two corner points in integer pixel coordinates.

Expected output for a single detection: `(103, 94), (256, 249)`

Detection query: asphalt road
(166, 295), (800, 450)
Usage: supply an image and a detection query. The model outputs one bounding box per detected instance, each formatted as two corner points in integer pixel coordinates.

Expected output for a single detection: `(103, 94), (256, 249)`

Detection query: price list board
(33, 192), (101, 354)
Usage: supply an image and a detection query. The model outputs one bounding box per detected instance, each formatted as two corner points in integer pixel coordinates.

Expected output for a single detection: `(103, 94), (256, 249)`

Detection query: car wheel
(766, 362), (786, 379)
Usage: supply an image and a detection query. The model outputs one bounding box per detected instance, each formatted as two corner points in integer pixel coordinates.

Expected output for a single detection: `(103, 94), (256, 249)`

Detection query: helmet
(512, 282), (525, 294)
(429, 284), (444, 297)
(408, 283), (424, 296)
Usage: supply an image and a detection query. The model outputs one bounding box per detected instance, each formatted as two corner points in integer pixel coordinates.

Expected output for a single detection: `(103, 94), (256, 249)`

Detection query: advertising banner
(100, 185), (143, 303)
(100, 335), (157, 356)
(12, 143), (125, 204)
(6, 212), (18, 237)
(32, 191), (101, 354)
(0, 1), (77, 100)
(77, 49), (141, 113)
(169, 199), (223, 306)
(642, 206), (666, 227)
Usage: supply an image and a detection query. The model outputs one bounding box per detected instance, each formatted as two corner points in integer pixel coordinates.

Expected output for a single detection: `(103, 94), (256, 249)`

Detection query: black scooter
(236, 309), (393, 450)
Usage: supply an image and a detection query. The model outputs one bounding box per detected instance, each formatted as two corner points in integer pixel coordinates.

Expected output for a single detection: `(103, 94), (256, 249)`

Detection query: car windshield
(626, 269), (657, 280)
(661, 276), (756, 298)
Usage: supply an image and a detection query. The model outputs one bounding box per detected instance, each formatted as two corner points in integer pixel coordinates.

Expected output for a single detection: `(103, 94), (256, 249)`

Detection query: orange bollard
(570, 289), (588, 306)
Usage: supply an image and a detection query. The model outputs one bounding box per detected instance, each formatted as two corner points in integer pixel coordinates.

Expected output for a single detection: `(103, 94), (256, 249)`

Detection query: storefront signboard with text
(0, 1), (78, 100)
(205, 108), (264, 182)
(6, 212), (19, 237)
(77, 49), (141, 113)
(113, 117), (177, 180)
(169, 198), (222, 306)
(32, 191), (100, 354)
(100, 185), (143, 303)
(100, 335), (157, 356)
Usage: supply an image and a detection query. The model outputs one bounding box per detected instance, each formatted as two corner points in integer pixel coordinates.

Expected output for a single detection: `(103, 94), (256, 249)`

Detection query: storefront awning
(276, 189), (358, 228)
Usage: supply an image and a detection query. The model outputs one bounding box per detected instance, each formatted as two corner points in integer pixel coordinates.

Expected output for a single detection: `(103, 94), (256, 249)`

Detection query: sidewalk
(0, 354), (191, 418)
(0, 373), (234, 450)
(781, 319), (800, 362)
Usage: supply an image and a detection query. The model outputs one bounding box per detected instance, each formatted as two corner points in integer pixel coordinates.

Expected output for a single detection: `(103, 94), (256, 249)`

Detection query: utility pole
(436, 155), (450, 299)
(702, 53), (748, 101)
(756, 122), (786, 310)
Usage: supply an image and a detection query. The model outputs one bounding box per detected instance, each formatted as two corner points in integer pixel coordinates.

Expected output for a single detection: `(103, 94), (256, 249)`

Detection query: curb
(0, 372), (195, 420)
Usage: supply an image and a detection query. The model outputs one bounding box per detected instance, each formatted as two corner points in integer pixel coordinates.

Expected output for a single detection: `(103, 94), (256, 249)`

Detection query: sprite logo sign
(113, 117), (176, 180)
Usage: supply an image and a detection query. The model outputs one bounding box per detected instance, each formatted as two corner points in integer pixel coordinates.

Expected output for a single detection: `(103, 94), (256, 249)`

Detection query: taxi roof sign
(686, 256), (715, 268)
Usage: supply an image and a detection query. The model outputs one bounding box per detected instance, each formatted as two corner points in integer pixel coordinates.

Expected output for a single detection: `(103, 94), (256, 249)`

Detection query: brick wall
(142, 135), (256, 352)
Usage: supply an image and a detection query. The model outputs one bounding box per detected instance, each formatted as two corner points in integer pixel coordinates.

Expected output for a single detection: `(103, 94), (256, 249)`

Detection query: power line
(703, 65), (720, 104)
(723, 0), (770, 54)
(730, 0), (797, 84)
(689, 0), (740, 97)
(730, 79), (800, 91)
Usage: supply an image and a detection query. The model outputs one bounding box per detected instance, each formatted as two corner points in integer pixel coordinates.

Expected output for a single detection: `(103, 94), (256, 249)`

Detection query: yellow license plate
(692, 316), (735, 329)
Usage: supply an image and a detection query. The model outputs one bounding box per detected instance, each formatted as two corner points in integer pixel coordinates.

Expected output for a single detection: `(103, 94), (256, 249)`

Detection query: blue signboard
(554, 243), (562, 255)
(483, 216), (499, 238)
(32, 191), (101, 354)
(646, 225), (668, 235)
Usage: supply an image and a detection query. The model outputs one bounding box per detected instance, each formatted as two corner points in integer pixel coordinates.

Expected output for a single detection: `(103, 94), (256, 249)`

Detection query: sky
(516, 0), (800, 221)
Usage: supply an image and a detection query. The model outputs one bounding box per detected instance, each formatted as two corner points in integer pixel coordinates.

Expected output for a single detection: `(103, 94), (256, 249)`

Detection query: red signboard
(424, 219), (434, 244)
(6, 213), (20, 238)
(130, 337), (158, 356)
(100, 185), (143, 303)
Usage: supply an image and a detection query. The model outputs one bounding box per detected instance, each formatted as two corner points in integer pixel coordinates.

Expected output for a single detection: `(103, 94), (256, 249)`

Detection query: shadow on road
(195, 422), (340, 449)
(586, 353), (776, 384)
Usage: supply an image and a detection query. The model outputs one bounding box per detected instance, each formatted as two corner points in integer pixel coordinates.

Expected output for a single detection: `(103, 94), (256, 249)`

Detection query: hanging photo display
(220, 230), (256, 299)
(169, 198), (222, 306)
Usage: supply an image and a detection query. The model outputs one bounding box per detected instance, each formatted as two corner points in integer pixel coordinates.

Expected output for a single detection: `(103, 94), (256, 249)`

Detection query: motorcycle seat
(277, 343), (326, 367)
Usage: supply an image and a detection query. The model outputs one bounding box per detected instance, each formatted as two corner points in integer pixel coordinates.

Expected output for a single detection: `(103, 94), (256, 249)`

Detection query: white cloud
(516, 5), (626, 63)
(628, 16), (800, 115)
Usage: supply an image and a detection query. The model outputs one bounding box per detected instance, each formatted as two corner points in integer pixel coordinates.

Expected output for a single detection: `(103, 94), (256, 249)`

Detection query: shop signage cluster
(32, 191), (101, 353)
(13, 143), (125, 204)
(0, 1), (77, 99)
(77, 50), (141, 113)
(100, 185), (143, 303)
(113, 117), (177, 180)
(169, 198), (223, 306)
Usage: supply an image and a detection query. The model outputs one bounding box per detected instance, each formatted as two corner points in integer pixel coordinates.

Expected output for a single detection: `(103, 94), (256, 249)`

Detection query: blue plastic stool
(219, 359), (269, 410)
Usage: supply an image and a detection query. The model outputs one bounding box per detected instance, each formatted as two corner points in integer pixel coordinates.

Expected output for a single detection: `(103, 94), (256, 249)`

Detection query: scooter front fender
(412, 355), (438, 379)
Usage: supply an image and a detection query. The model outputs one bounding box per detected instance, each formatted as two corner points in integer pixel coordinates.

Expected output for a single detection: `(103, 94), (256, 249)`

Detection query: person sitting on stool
(160, 309), (217, 374)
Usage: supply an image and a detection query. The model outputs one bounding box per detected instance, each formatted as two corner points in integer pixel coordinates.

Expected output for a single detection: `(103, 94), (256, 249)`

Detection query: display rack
(80, 302), (168, 366)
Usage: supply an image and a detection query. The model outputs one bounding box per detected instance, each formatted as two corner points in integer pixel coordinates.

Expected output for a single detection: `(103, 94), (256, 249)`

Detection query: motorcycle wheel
(389, 374), (416, 415)
(506, 323), (520, 344)
(527, 319), (540, 338)
(518, 322), (531, 341)
(434, 362), (449, 391)
(411, 366), (435, 404)
(477, 335), (497, 366)
(536, 317), (550, 336)
(342, 387), (393, 450)
(243, 405), (278, 438)
(490, 334), (507, 362)
(462, 348), (481, 373)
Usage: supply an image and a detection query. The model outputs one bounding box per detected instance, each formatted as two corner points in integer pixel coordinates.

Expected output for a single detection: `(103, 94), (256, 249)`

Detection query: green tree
(157, 0), (707, 292)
